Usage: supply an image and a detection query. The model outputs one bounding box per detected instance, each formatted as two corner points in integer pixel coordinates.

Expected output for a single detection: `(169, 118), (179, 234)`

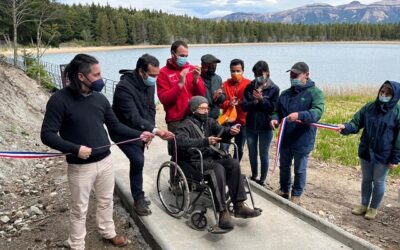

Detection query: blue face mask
(144, 76), (157, 87)
(257, 76), (265, 83)
(379, 95), (392, 103)
(290, 78), (302, 87)
(176, 56), (188, 67)
(89, 78), (105, 92)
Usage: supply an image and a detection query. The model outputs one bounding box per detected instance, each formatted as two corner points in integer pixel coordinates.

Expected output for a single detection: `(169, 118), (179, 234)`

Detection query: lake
(43, 43), (400, 91)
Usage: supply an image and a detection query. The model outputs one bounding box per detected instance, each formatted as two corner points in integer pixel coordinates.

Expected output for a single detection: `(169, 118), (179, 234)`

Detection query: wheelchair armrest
(188, 147), (204, 175)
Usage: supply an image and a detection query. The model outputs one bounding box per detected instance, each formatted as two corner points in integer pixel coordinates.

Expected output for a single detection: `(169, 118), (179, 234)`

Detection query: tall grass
(313, 86), (400, 176)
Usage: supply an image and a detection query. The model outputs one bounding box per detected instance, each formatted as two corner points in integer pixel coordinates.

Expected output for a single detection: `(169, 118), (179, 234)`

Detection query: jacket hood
(119, 69), (149, 90)
(166, 58), (189, 70)
(375, 80), (400, 112)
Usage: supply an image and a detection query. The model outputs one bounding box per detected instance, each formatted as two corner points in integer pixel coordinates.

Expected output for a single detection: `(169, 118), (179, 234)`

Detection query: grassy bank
(313, 87), (400, 176)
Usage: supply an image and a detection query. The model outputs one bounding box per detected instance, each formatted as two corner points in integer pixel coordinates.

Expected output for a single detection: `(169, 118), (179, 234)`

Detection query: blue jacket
(341, 80), (400, 165)
(242, 79), (280, 130)
(272, 80), (324, 154)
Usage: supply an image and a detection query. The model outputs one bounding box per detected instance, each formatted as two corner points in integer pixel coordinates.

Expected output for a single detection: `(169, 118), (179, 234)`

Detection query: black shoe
(219, 209), (234, 229)
(133, 198), (152, 216)
(250, 176), (259, 182)
(256, 180), (265, 186)
(144, 196), (151, 206)
(234, 202), (261, 218)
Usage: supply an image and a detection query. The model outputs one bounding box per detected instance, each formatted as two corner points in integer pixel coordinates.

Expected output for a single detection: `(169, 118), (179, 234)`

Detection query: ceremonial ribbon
(272, 118), (340, 174)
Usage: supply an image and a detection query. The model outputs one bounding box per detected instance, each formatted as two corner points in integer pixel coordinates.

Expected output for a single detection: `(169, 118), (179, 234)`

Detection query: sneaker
(234, 201), (261, 218)
(104, 235), (128, 247)
(275, 189), (289, 199)
(250, 176), (259, 182)
(219, 209), (234, 229)
(133, 198), (152, 216)
(364, 208), (378, 220)
(351, 205), (368, 216)
(290, 195), (301, 205)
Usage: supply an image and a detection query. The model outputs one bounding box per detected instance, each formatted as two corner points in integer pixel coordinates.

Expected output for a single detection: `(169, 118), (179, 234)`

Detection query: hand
(230, 97), (238, 106)
(230, 126), (240, 135)
(213, 88), (223, 100)
(156, 130), (175, 140)
(252, 90), (263, 101)
(270, 120), (279, 130)
(192, 66), (201, 81)
(287, 112), (299, 122)
(140, 131), (155, 143)
(208, 136), (221, 145)
(388, 163), (397, 170)
(179, 68), (189, 88)
(337, 124), (345, 133)
(78, 146), (92, 160)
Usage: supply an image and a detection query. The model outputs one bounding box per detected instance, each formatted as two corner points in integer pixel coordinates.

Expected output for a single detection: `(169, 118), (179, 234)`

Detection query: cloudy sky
(58, 0), (380, 18)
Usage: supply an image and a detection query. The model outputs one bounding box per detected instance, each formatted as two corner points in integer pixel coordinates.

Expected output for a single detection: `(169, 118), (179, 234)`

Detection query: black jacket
(202, 74), (226, 119)
(176, 116), (233, 163)
(41, 87), (141, 164)
(242, 79), (280, 130)
(111, 69), (156, 145)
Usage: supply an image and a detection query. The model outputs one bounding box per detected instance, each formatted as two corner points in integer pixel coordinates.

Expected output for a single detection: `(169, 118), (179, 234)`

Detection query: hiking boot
(133, 198), (152, 216)
(104, 235), (128, 247)
(364, 208), (378, 220)
(290, 195), (302, 205)
(219, 209), (234, 229)
(275, 189), (289, 199)
(234, 201), (261, 218)
(351, 205), (368, 216)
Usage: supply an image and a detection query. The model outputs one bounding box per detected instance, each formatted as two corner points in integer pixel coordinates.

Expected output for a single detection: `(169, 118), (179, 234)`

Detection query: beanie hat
(189, 96), (208, 112)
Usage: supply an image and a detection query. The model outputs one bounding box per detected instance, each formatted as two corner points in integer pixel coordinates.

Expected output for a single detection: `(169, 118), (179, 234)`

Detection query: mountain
(219, 0), (400, 24)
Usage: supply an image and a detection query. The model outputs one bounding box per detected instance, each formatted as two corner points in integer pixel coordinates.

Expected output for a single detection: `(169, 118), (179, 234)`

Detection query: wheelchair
(156, 143), (262, 234)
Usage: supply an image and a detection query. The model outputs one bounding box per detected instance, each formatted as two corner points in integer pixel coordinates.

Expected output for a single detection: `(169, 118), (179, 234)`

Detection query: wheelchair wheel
(157, 161), (190, 218)
(190, 210), (207, 230)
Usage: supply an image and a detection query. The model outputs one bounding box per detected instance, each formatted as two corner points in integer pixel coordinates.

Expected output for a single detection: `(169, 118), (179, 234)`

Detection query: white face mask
(379, 95), (392, 103)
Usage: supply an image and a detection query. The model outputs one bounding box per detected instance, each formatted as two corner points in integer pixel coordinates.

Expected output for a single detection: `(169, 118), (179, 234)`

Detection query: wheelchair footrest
(208, 224), (233, 234)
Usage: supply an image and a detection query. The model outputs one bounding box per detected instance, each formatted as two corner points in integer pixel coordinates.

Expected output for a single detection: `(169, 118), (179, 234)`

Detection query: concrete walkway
(112, 138), (378, 250)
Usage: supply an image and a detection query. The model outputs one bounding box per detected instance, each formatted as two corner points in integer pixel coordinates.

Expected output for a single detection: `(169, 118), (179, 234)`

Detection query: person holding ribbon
(112, 54), (174, 216)
(242, 60), (280, 187)
(271, 62), (324, 204)
(41, 54), (154, 249)
(156, 40), (205, 159)
(220, 59), (251, 161)
(338, 81), (400, 220)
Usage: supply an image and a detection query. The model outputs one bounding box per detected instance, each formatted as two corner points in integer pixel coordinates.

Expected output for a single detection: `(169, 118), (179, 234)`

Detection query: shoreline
(2, 40), (400, 55)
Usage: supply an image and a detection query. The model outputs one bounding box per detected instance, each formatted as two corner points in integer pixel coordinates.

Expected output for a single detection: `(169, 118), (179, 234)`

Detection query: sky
(58, 0), (381, 18)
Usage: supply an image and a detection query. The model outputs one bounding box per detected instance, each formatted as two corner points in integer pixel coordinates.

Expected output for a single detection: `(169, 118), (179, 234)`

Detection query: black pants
(118, 143), (145, 202)
(194, 158), (247, 212)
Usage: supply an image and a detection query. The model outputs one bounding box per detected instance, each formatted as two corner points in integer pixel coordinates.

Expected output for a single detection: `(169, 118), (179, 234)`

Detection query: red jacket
(157, 59), (206, 123)
(221, 77), (251, 125)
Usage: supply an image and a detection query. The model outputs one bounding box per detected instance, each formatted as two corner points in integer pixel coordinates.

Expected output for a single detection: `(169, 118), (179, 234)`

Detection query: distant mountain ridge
(218, 0), (400, 24)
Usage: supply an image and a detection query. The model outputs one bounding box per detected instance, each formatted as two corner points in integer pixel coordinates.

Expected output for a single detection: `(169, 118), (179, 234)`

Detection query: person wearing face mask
(338, 81), (400, 220)
(157, 40), (206, 158)
(242, 60), (280, 187)
(270, 62), (324, 205)
(41, 54), (155, 249)
(176, 96), (261, 230)
(200, 54), (226, 119)
(221, 59), (251, 161)
(111, 54), (175, 216)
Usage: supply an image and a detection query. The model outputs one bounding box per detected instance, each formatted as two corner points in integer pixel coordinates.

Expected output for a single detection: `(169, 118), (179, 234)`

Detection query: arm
(40, 95), (80, 154)
(191, 74), (206, 96)
(260, 87), (280, 114)
(114, 86), (155, 131)
(298, 87), (324, 123)
(176, 125), (209, 151)
(340, 105), (367, 135)
(389, 119), (400, 164)
(209, 119), (232, 142)
(156, 71), (183, 107)
(242, 85), (256, 112)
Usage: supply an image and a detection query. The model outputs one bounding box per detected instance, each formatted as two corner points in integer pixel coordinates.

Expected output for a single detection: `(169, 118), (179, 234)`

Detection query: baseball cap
(201, 54), (221, 64)
(286, 62), (309, 74)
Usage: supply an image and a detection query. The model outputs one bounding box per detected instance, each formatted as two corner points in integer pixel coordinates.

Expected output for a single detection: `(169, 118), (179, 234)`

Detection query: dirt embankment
(0, 63), (149, 250)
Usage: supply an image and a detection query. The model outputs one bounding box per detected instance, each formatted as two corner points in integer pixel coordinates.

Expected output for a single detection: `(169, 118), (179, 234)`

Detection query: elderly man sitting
(175, 96), (261, 230)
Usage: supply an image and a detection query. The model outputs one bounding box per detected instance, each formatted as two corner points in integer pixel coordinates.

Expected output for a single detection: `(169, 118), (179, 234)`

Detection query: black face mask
(206, 67), (216, 76)
(193, 112), (208, 122)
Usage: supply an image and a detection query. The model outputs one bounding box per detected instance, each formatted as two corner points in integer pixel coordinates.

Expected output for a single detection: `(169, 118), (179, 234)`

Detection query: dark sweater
(41, 87), (141, 164)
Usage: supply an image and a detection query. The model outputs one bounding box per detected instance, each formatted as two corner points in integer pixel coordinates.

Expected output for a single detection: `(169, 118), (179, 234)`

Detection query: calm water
(43, 43), (400, 90)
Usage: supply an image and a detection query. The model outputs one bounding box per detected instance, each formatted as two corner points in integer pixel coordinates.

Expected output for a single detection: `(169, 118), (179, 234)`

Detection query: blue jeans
(118, 143), (145, 201)
(360, 158), (389, 209)
(246, 127), (273, 182)
(221, 127), (246, 162)
(279, 148), (309, 197)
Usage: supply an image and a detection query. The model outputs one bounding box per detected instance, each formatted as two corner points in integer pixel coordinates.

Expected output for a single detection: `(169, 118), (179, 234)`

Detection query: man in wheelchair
(175, 96), (261, 230)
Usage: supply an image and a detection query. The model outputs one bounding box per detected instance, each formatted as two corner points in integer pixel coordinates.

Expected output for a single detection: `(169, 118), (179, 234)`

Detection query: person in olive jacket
(112, 54), (174, 216)
(338, 81), (400, 220)
(242, 60), (279, 187)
